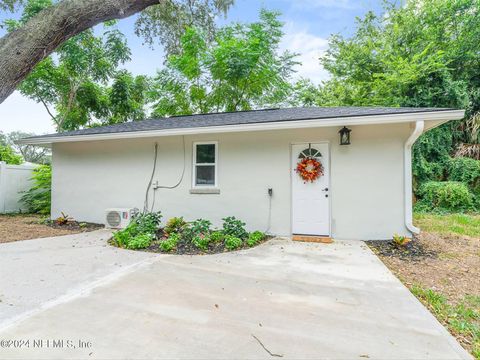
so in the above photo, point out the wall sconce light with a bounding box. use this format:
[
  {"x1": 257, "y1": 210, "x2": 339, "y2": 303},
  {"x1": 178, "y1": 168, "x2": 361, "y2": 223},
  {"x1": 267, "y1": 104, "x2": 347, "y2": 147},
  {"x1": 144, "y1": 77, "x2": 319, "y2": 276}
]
[{"x1": 339, "y1": 126, "x2": 351, "y2": 145}]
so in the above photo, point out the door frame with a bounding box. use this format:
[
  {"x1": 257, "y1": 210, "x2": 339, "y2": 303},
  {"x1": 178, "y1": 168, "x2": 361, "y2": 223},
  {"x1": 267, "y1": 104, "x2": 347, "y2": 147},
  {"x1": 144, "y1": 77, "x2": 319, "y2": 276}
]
[{"x1": 290, "y1": 141, "x2": 332, "y2": 237}]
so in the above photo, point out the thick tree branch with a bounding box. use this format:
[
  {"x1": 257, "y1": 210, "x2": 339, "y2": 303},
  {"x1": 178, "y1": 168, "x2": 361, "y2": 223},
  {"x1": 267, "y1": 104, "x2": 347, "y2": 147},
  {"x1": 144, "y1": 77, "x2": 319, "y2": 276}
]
[{"x1": 0, "y1": 0, "x2": 160, "y2": 104}]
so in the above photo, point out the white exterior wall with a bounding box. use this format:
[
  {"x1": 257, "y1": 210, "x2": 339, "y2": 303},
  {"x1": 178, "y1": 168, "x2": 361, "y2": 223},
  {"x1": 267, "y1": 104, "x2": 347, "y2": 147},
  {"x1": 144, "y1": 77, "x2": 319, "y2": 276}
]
[
  {"x1": 51, "y1": 123, "x2": 412, "y2": 240},
  {"x1": 0, "y1": 161, "x2": 37, "y2": 213}
]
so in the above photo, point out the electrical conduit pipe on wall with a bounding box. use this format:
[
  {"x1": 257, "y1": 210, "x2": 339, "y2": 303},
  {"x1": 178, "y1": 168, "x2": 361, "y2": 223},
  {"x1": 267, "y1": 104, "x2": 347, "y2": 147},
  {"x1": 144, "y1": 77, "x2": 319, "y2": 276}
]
[{"x1": 404, "y1": 120, "x2": 424, "y2": 235}]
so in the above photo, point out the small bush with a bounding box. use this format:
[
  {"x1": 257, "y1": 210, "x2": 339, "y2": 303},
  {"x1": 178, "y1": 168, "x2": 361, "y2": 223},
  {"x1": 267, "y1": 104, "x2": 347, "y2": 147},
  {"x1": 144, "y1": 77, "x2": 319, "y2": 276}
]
[
  {"x1": 184, "y1": 218, "x2": 211, "y2": 241},
  {"x1": 159, "y1": 233, "x2": 180, "y2": 252},
  {"x1": 224, "y1": 235, "x2": 242, "y2": 250},
  {"x1": 247, "y1": 231, "x2": 265, "y2": 247},
  {"x1": 210, "y1": 231, "x2": 224, "y2": 243},
  {"x1": 415, "y1": 181, "x2": 474, "y2": 213},
  {"x1": 127, "y1": 233, "x2": 153, "y2": 250},
  {"x1": 193, "y1": 234, "x2": 211, "y2": 250},
  {"x1": 20, "y1": 165, "x2": 51, "y2": 214},
  {"x1": 0, "y1": 144, "x2": 22, "y2": 164},
  {"x1": 164, "y1": 217, "x2": 187, "y2": 234},
  {"x1": 133, "y1": 211, "x2": 163, "y2": 234},
  {"x1": 222, "y1": 216, "x2": 248, "y2": 239},
  {"x1": 113, "y1": 222, "x2": 138, "y2": 248},
  {"x1": 392, "y1": 233, "x2": 410, "y2": 247},
  {"x1": 448, "y1": 157, "x2": 480, "y2": 188}
]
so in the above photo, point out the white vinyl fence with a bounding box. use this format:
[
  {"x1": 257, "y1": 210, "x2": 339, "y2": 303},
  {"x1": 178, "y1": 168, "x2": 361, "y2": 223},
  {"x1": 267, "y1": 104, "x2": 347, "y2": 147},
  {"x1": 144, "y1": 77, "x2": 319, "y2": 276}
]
[{"x1": 0, "y1": 161, "x2": 38, "y2": 213}]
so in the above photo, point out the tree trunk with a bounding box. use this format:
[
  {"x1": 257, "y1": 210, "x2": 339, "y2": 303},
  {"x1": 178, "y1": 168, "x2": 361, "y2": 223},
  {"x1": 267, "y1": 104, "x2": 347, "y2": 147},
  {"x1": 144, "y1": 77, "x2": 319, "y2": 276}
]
[{"x1": 0, "y1": 0, "x2": 160, "y2": 104}]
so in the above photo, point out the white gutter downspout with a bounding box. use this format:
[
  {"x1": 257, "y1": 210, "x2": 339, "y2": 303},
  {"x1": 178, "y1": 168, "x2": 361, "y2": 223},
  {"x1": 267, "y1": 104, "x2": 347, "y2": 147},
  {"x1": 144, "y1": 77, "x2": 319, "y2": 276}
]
[{"x1": 404, "y1": 120, "x2": 424, "y2": 235}]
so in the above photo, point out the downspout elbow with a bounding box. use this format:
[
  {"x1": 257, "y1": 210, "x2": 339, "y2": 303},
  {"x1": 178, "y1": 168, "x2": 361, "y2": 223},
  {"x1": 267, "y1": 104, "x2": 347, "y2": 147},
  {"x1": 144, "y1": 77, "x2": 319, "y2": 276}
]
[{"x1": 404, "y1": 120, "x2": 424, "y2": 235}]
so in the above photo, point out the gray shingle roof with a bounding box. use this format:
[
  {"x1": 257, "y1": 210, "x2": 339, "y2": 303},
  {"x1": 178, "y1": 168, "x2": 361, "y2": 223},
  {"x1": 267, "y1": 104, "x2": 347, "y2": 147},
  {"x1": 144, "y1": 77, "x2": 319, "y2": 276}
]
[{"x1": 24, "y1": 106, "x2": 455, "y2": 140}]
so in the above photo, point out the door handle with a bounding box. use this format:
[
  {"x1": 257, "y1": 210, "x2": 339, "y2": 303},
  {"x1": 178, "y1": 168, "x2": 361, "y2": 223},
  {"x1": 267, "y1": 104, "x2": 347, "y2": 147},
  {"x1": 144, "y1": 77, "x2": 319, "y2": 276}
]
[{"x1": 322, "y1": 187, "x2": 329, "y2": 192}]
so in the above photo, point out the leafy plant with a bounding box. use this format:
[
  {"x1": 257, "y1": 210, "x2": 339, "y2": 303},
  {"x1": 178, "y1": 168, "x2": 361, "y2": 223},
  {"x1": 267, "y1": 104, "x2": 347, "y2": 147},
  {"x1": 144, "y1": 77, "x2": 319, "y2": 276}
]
[
  {"x1": 224, "y1": 235, "x2": 242, "y2": 250},
  {"x1": 192, "y1": 234, "x2": 211, "y2": 251},
  {"x1": 20, "y1": 164, "x2": 51, "y2": 214},
  {"x1": 113, "y1": 222, "x2": 138, "y2": 248},
  {"x1": 132, "y1": 211, "x2": 162, "y2": 235},
  {"x1": 126, "y1": 233, "x2": 153, "y2": 250},
  {"x1": 209, "y1": 231, "x2": 224, "y2": 243},
  {"x1": 0, "y1": 144, "x2": 22, "y2": 164},
  {"x1": 392, "y1": 233, "x2": 410, "y2": 247},
  {"x1": 159, "y1": 233, "x2": 180, "y2": 252},
  {"x1": 164, "y1": 216, "x2": 187, "y2": 234},
  {"x1": 415, "y1": 181, "x2": 474, "y2": 213},
  {"x1": 184, "y1": 218, "x2": 212, "y2": 241},
  {"x1": 448, "y1": 157, "x2": 480, "y2": 188},
  {"x1": 247, "y1": 231, "x2": 265, "y2": 247},
  {"x1": 222, "y1": 216, "x2": 248, "y2": 239},
  {"x1": 55, "y1": 212, "x2": 73, "y2": 225}
]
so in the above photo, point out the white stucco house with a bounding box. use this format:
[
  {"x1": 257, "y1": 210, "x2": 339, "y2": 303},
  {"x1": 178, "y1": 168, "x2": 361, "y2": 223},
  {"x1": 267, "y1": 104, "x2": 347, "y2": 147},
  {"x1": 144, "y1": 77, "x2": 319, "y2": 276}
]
[{"x1": 20, "y1": 107, "x2": 464, "y2": 240}]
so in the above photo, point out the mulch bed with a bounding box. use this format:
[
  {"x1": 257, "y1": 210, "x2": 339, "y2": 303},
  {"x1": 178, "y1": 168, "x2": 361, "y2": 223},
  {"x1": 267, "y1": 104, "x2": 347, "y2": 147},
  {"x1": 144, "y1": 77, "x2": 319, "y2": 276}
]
[
  {"x1": 0, "y1": 214, "x2": 103, "y2": 244},
  {"x1": 111, "y1": 229, "x2": 272, "y2": 255},
  {"x1": 366, "y1": 236, "x2": 437, "y2": 261},
  {"x1": 46, "y1": 220, "x2": 104, "y2": 232},
  {"x1": 366, "y1": 232, "x2": 480, "y2": 304}
]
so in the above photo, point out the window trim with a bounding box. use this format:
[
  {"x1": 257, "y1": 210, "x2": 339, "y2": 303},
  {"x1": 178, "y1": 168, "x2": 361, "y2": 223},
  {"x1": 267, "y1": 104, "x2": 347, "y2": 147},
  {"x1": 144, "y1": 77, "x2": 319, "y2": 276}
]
[{"x1": 192, "y1": 141, "x2": 218, "y2": 188}]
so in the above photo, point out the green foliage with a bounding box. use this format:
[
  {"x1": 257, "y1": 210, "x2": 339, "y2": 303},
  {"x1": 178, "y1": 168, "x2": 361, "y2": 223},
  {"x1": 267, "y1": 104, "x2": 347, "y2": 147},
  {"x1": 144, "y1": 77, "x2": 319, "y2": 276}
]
[
  {"x1": 392, "y1": 233, "x2": 410, "y2": 247},
  {"x1": 126, "y1": 233, "x2": 153, "y2": 250},
  {"x1": 192, "y1": 234, "x2": 211, "y2": 250},
  {"x1": 134, "y1": 0, "x2": 234, "y2": 56},
  {"x1": 0, "y1": 144, "x2": 22, "y2": 164},
  {"x1": 20, "y1": 165, "x2": 51, "y2": 214},
  {"x1": 184, "y1": 218, "x2": 212, "y2": 240},
  {"x1": 224, "y1": 234, "x2": 242, "y2": 250},
  {"x1": 113, "y1": 211, "x2": 161, "y2": 249},
  {"x1": 132, "y1": 211, "x2": 163, "y2": 235},
  {"x1": 149, "y1": 9, "x2": 297, "y2": 116},
  {"x1": 415, "y1": 181, "x2": 474, "y2": 213},
  {"x1": 222, "y1": 216, "x2": 248, "y2": 239},
  {"x1": 159, "y1": 232, "x2": 180, "y2": 252},
  {"x1": 164, "y1": 216, "x2": 187, "y2": 234},
  {"x1": 5, "y1": 0, "x2": 149, "y2": 132},
  {"x1": 209, "y1": 231, "x2": 224, "y2": 243},
  {"x1": 246, "y1": 231, "x2": 265, "y2": 247},
  {"x1": 448, "y1": 157, "x2": 480, "y2": 187}
]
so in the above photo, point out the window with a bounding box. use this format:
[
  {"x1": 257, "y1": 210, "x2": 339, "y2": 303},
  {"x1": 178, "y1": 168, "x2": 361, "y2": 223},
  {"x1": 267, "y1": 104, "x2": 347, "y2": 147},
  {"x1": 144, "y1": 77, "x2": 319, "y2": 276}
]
[{"x1": 193, "y1": 142, "x2": 217, "y2": 187}]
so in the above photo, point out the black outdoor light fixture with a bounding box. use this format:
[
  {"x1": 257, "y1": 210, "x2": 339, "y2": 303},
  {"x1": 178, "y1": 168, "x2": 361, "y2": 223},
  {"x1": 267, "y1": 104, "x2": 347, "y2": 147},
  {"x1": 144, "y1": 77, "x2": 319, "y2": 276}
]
[{"x1": 339, "y1": 126, "x2": 352, "y2": 145}]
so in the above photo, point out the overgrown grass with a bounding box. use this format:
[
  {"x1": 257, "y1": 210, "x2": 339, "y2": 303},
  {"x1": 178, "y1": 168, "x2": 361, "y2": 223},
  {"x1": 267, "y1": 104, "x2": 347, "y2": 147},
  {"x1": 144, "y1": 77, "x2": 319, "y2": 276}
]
[
  {"x1": 411, "y1": 285, "x2": 480, "y2": 358},
  {"x1": 414, "y1": 213, "x2": 480, "y2": 238}
]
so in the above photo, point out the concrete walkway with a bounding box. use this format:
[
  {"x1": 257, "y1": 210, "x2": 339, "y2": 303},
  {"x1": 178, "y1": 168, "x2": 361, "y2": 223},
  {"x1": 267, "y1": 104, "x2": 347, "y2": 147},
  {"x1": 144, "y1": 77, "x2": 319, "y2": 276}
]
[{"x1": 0, "y1": 235, "x2": 471, "y2": 359}]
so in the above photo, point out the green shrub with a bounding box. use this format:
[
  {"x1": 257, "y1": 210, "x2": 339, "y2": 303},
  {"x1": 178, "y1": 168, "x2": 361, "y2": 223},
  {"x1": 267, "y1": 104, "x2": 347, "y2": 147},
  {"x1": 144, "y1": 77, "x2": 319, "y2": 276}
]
[
  {"x1": 126, "y1": 233, "x2": 153, "y2": 250},
  {"x1": 0, "y1": 144, "x2": 22, "y2": 164},
  {"x1": 159, "y1": 233, "x2": 180, "y2": 252},
  {"x1": 247, "y1": 231, "x2": 265, "y2": 247},
  {"x1": 20, "y1": 165, "x2": 51, "y2": 214},
  {"x1": 193, "y1": 234, "x2": 211, "y2": 250},
  {"x1": 209, "y1": 231, "x2": 224, "y2": 243},
  {"x1": 184, "y1": 218, "x2": 211, "y2": 241},
  {"x1": 113, "y1": 222, "x2": 139, "y2": 248},
  {"x1": 448, "y1": 157, "x2": 480, "y2": 187},
  {"x1": 132, "y1": 211, "x2": 162, "y2": 234},
  {"x1": 224, "y1": 235, "x2": 242, "y2": 250},
  {"x1": 415, "y1": 181, "x2": 474, "y2": 213},
  {"x1": 164, "y1": 216, "x2": 187, "y2": 234},
  {"x1": 222, "y1": 216, "x2": 248, "y2": 239}
]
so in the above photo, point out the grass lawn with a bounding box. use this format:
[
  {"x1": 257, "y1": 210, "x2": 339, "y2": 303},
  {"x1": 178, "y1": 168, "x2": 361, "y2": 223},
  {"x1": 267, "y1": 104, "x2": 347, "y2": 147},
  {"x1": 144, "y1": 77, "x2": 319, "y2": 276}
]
[
  {"x1": 368, "y1": 212, "x2": 480, "y2": 359},
  {"x1": 414, "y1": 213, "x2": 480, "y2": 238}
]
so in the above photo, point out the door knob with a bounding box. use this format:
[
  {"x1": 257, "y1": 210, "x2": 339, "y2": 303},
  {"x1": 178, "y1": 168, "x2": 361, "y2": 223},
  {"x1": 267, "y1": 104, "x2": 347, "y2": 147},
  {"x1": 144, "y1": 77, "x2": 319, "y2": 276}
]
[{"x1": 322, "y1": 187, "x2": 329, "y2": 192}]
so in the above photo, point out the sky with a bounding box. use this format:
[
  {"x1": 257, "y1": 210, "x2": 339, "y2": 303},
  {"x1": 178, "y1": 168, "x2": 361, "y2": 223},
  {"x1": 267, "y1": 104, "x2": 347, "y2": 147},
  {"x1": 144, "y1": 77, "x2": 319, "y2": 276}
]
[{"x1": 0, "y1": 0, "x2": 384, "y2": 135}]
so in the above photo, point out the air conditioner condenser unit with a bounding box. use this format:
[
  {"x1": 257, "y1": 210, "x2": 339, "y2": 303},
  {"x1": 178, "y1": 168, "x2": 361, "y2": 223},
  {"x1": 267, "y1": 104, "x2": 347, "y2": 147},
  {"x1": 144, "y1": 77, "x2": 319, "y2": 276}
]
[{"x1": 105, "y1": 208, "x2": 137, "y2": 229}]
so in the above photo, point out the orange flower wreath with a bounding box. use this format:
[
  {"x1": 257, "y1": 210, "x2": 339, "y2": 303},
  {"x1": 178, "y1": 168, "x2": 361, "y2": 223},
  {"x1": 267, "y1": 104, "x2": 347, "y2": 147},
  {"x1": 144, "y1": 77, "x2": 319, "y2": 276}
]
[{"x1": 295, "y1": 157, "x2": 324, "y2": 183}]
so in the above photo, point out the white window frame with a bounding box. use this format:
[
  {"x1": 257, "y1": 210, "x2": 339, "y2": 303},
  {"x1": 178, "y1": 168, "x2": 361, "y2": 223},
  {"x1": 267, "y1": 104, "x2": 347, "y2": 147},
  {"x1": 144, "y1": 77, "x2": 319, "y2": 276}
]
[{"x1": 192, "y1": 141, "x2": 218, "y2": 188}]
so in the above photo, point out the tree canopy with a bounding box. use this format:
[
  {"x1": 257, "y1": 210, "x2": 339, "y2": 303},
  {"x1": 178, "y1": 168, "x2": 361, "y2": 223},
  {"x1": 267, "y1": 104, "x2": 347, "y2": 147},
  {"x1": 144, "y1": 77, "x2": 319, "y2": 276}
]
[{"x1": 149, "y1": 9, "x2": 298, "y2": 117}]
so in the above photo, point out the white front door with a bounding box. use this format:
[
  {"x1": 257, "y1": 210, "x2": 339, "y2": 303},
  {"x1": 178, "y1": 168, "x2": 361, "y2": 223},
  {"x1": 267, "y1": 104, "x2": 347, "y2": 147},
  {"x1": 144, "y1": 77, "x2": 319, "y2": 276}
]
[{"x1": 291, "y1": 143, "x2": 330, "y2": 236}]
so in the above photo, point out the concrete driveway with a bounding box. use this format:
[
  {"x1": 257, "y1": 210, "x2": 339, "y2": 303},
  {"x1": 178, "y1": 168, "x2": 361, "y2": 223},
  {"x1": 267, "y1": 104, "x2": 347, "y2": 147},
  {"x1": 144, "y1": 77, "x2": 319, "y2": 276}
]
[{"x1": 0, "y1": 233, "x2": 471, "y2": 359}]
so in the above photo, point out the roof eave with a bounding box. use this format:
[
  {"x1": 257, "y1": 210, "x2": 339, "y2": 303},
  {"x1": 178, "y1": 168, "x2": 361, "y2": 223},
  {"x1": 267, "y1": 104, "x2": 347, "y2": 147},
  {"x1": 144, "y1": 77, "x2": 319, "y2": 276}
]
[{"x1": 19, "y1": 109, "x2": 465, "y2": 146}]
